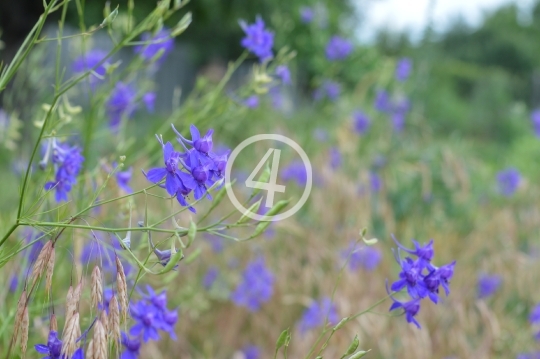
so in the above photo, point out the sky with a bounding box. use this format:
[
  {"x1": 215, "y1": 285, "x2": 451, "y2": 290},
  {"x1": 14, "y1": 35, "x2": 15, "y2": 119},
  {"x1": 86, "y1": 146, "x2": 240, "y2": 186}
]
[{"x1": 357, "y1": 0, "x2": 536, "y2": 42}]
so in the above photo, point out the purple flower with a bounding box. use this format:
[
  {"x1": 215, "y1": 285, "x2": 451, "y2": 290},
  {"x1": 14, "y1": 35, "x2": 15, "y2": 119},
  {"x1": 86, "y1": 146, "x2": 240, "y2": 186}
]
[
  {"x1": 106, "y1": 82, "x2": 138, "y2": 129},
  {"x1": 243, "y1": 95, "x2": 260, "y2": 109},
  {"x1": 72, "y1": 49, "x2": 109, "y2": 86},
  {"x1": 9, "y1": 274, "x2": 18, "y2": 292},
  {"x1": 531, "y1": 109, "x2": 540, "y2": 137},
  {"x1": 329, "y1": 147, "x2": 342, "y2": 169},
  {"x1": 203, "y1": 267, "x2": 219, "y2": 289},
  {"x1": 35, "y1": 330, "x2": 63, "y2": 359},
  {"x1": 391, "y1": 257, "x2": 429, "y2": 299},
  {"x1": 370, "y1": 172, "x2": 382, "y2": 193},
  {"x1": 275, "y1": 65, "x2": 291, "y2": 85},
  {"x1": 143, "y1": 92, "x2": 156, "y2": 113},
  {"x1": 395, "y1": 57, "x2": 412, "y2": 82},
  {"x1": 353, "y1": 110, "x2": 370, "y2": 135},
  {"x1": 175, "y1": 124, "x2": 214, "y2": 155},
  {"x1": 80, "y1": 236, "x2": 133, "y2": 277},
  {"x1": 130, "y1": 301, "x2": 161, "y2": 342},
  {"x1": 114, "y1": 163, "x2": 133, "y2": 193},
  {"x1": 496, "y1": 168, "x2": 521, "y2": 197},
  {"x1": 530, "y1": 303, "x2": 540, "y2": 324},
  {"x1": 298, "y1": 297, "x2": 339, "y2": 333},
  {"x1": 242, "y1": 345, "x2": 261, "y2": 359},
  {"x1": 517, "y1": 353, "x2": 540, "y2": 359},
  {"x1": 269, "y1": 87, "x2": 284, "y2": 110},
  {"x1": 314, "y1": 81, "x2": 341, "y2": 102},
  {"x1": 313, "y1": 128, "x2": 329, "y2": 142},
  {"x1": 374, "y1": 89, "x2": 391, "y2": 113},
  {"x1": 478, "y1": 274, "x2": 502, "y2": 299},
  {"x1": 135, "y1": 28, "x2": 174, "y2": 64},
  {"x1": 42, "y1": 140, "x2": 84, "y2": 202},
  {"x1": 121, "y1": 332, "x2": 141, "y2": 359},
  {"x1": 280, "y1": 160, "x2": 307, "y2": 186},
  {"x1": 389, "y1": 295, "x2": 422, "y2": 329},
  {"x1": 392, "y1": 235, "x2": 434, "y2": 270},
  {"x1": 240, "y1": 16, "x2": 274, "y2": 62},
  {"x1": 231, "y1": 257, "x2": 274, "y2": 311},
  {"x1": 341, "y1": 241, "x2": 382, "y2": 272},
  {"x1": 299, "y1": 6, "x2": 314, "y2": 23},
  {"x1": 325, "y1": 36, "x2": 353, "y2": 61},
  {"x1": 392, "y1": 112, "x2": 406, "y2": 132},
  {"x1": 141, "y1": 286, "x2": 178, "y2": 340}
]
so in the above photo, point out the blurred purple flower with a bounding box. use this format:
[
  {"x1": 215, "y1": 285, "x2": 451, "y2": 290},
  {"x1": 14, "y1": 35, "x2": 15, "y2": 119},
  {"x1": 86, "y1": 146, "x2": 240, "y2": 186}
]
[
  {"x1": 275, "y1": 65, "x2": 291, "y2": 85},
  {"x1": 313, "y1": 128, "x2": 329, "y2": 142},
  {"x1": 143, "y1": 92, "x2": 156, "y2": 113},
  {"x1": 352, "y1": 110, "x2": 370, "y2": 135},
  {"x1": 280, "y1": 160, "x2": 307, "y2": 186},
  {"x1": 314, "y1": 81, "x2": 340, "y2": 102},
  {"x1": 135, "y1": 28, "x2": 174, "y2": 64},
  {"x1": 325, "y1": 36, "x2": 353, "y2": 61},
  {"x1": 231, "y1": 257, "x2": 274, "y2": 311},
  {"x1": 395, "y1": 57, "x2": 413, "y2": 82},
  {"x1": 203, "y1": 267, "x2": 219, "y2": 289},
  {"x1": 9, "y1": 274, "x2": 18, "y2": 293},
  {"x1": 392, "y1": 113, "x2": 405, "y2": 133},
  {"x1": 106, "y1": 82, "x2": 138, "y2": 129},
  {"x1": 329, "y1": 147, "x2": 342, "y2": 169},
  {"x1": 72, "y1": 49, "x2": 109, "y2": 87},
  {"x1": 269, "y1": 87, "x2": 284, "y2": 110},
  {"x1": 115, "y1": 166, "x2": 133, "y2": 193},
  {"x1": 531, "y1": 109, "x2": 540, "y2": 137},
  {"x1": 374, "y1": 89, "x2": 391, "y2": 112},
  {"x1": 121, "y1": 332, "x2": 141, "y2": 359},
  {"x1": 298, "y1": 297, "x2": 339, "y2": 333},
  {"x1": 496, "y1": 168, "x2": 520, "y2": 197},
  {"x1": 477, "y1": 274, "x2": 502, "y2": 299},
  {"x1": 43, "y1": 140, "x2": 84, "y2": 202},
  {"x1": 240, "y1": 16, "x2": 274, "y2": 62},
  {"x1": 389, "y1": 295, "x2": 422, "y2": 328},
  {"x1": 243, "y1": 95, "x2": 260, "y2": 109},
  {"x1": 530, "y1": 303, "x2": 540, "y2": 324},
  {"x1": 370, "y1": 172, "x2": 382, "y2": 192},
  {"x1": 299, "y1": 6, "x2": 314, "y2": 23},
  {"x1": 242, "y1": 345, "x2": 261, "y2": 359},
  {"x1": 341, "y1": 241, "x2": 382, "y2": 272}
]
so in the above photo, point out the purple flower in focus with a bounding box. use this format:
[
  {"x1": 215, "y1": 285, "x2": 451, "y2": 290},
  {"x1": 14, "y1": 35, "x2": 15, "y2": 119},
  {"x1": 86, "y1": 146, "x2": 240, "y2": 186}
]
[
  {"x1": 121, "y1": 332, "x2": 141, "y2": 359},
  {"x1": 341, "y1": 241, "x2": 382, "y2": 272},
  {"x1": 395, "y1": 57, "x2": 413, "y2": 82},
  {"x1": 389, "y1": 295, "x2": 422, "y2": 328},
  {"x1": 43, "y1": 140, "x2": 84, "y2": 202},
  {"x1": 243, "y1": 95, "x2": 259, "y2": 109},
  {"x1": 531, "y1": 109, "x2": 540, "y2": 137},
  {"x1": 353, "y1": 110, "x2": 370, "y2": 135},
  {"x1": 203, "y1": 267, "x2": 219, "y2": 289},
  {"x1": 231, "y1": 257, "x2": 274, "y2": 311},
  {"x1": 143, "y1": 92, "x2": 156, "y2": 113},
  {"x1": 392, "y1": 235, "x2": 435, "y2": 270},
  {"x1": 130, "y1": 301, "x2": 161, "y2": 342},
  {"x1": 275, "y1": 65, "x2": 291, "y2": 85},
  {"x1": 35, "y1": 330, "x2": 63, "y2": 359},
  {"x1": 374, "y1": 89, "x2": 391, "y2": 113},
  {"x1": 298, "y1": 297, "x2": 339, "y2": 333},
  {"x1": 299, "y1": 6, "x2": 314, "y2": 23},
  {"x1": 135, "y1": 28, "x2": 174, "y2": 64},
  {"x1": 325, "y1": 36, "x2": 353, "y2": 61},
  {"x1": 280, "y1": 160, "x2": 307, "y2": 186},
  {"x1": 478, "y1": 274, "x2": 502, "y2": 299},
  {"x1": 496, "y1": 168, "x2": 520, "y2": 197},
  {"x1": 106, "y1": 82, "x2": 138, "y2": 129},
  {"x1": 329, "y1": 147, "x2": 341, "y2": 169},
  {"x1": 240, "y1": 16, "x2": 274, "y2": 62},
  {"x1": 72, "y1": 49, "x2": 109, "y2": 86},
  {"x1": 242, "y1": 345, "x2": 261, "y2": 359}
]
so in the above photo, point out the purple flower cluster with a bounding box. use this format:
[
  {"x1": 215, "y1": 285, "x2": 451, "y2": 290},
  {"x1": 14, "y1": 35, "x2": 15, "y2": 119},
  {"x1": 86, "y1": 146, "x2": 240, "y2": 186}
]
[
  {"x1": 106, "y1": 82, "x2": 138, "y2": 129},
  {"x1": 72, "y1": 49, "x2": 110, "y2": 87},
  {"x1": 299, "y1": 6, "x2": 315, "y2": 24},
  {"x1": 341, "y1": 241, "x2": 382, "y2": 272},
  {"x1": 395, "y1": 57, "x2": 413, "y2": 82},
  {"x1": 313, "y1": 80, "x2": 341, "y2": 102},
  {"x1": 531, "y1": 109, "x2": 540, "y2": 137},
  {"x1": 280, "y1": 160, "x2": 308, "y2": 186},
  {"x1": 231, "y1": 257, "x2": 274, "y2": 311},
  {"x1": 530, "y1": 303, "x2": 540, "y2": 340},
  {"x1": 298, "y1": 297, "x2": 339, "y2": 333},
  {"x1": 35, "y1": 330, "x2": 83, "y2": 359},
  {"x1": 373, "y1": 90, "x2": 411, "y2": 132},
  {"x1": 388, "y1": 235, "x2": 456, "y2": 328},
  {"x1": 145, "y1": 124, "x2": 229, "y2": 213},
  {"x1": 496, "y1": 168, "x2": 521, "y2": 197},
  {"x1": 325, "y1": 36, "x2": 353, "y2": 61},
  {"x1": 240, "y1": 16, "x2": 274, "y2": 62},
  {"x1": 352, "y1": 110, "x2": 370, "y2": 135},
  {"x1": 129, "y1": 286, "x2": 178, "y2": 343},
  {"x1": 42, "y1": 139, "x2": 84, "y2": 202},
  {"x1": 243, "y1": 95, "x2": 260, "y2": 109},
  {"x1": 275, "y1": 65, "x2": 291, "y2": 85},
  {"x1": 135, "y1": 28, "x2": 174, "y2": 64},
  {"x1": 242, "y1": 345, "x2": 261, "y2": 359},
  {"x1": 477, "y1": 273, "x2": 502, "y2": 299}
]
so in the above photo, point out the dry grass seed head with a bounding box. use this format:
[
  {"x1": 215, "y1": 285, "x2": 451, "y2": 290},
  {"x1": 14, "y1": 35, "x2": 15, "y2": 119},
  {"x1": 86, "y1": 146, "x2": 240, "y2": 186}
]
[
  {"x1": 93, "y1": 320, "x2": 107, "y2": 359},
  {"x1": 91, "y1": 265, "x2": 103, "y2": 310},
  {"x1": 109, "y1": 296, "x2": 121, "y2": 348},
  {"x1": 86, "y1": 339, "x2": 94, "y2": 359},
  {"x1": 116, "y1": 260, "x2": 128, "y2": 322},
  {"x1": 61, "y1": 312, "x2": 80, "y2": 358},
  {"x1": 31, "y1": 240, "x2": 52, "y2": 287},
  {"x1": 20, "y1": 307, "x2": 29, "y2": 357},
  {"x1": 13, "y1": 290, "x2": 27, "y2": 341},
  {"x1": 45, "y1": 246, "x2": 56, "y2": 294},
  {"x1": 50, "y1": 314, "x2": 58, "y2": 332}
]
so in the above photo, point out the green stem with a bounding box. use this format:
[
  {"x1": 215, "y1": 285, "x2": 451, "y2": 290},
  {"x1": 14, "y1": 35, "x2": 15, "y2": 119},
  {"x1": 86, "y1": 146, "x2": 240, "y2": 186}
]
[
  {"x1": 18, "y1": 222, "x2": 188, "y2": 235},
  {"x1": 0, "y1": 224, "x2": 19, "y2": 250}
]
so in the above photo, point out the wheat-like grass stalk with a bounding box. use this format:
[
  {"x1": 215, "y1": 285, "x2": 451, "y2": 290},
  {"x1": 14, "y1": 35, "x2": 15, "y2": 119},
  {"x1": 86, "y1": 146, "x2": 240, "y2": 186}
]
[
  {"x1": 93, "y1": 320, "x2": 108, "y2": 359},
  {"x1": 20, "y1": 307, "x2": 29, "y2": 357},
  {"x1": 50, "y1": 314, "x2": 57, "y2": 332},
  {"x1": 13, "y1": 290, "x2": 26, "y2": 342},
  {"x1": 30, "y1": 240, "x2": 52, "y2": 287},
  {"x1": 45, "y1": 245, "x2": 55, "y2": 294},
  {"x1": 61, "y1": 312, "x2": 80, "y2": 358},
  {"x1": 86, "y1": 339, "x2": 94, "y2": 359},
  {"x1": 99, "y1": 310, "x2": 109, "y2": 333},
  {"x1": 91, "y1": 265, "x2": 103, "y2": 310},
  {"x1": 116, "y1": 256, "x2": 128, "y2": 323},
  {"x1": 109, "y1": 296, "x2": 121, "y2": 351}
]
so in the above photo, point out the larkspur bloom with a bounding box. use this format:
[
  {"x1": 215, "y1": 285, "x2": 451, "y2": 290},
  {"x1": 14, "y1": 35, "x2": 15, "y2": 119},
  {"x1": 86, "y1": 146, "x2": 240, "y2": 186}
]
[
  {"x1": 130, "y1": 300, "x2": 161, "y2": 342},
  {"x1": 388, "y1": 236, "x2": 455, "y2": 327},
  {"x1": 497, "y1": 168, "x2": 521, "y2": 197},
  {"x1": 353, "y1": 110, "x2": 370, "y2": 135},
  {"x1": 243, "y1": 95, "x2": 259, "y2": 109},
  {"x1": 530, "y1": 303, "x2": 540, "y2": 324},
  {"x1": 531, "y1": 109, "x2": 540, "y2": 137},
  {"x1": 106, "y1": 82, "x2": 138, "y2": 129},
  {"x1": 374, "y1": 89, "x2": 391, "y2": 113},
  {"x1": 395, "y1": 57, "x2": 413, "y2": 82},
  {"x1": 72, "y1": 49, "x2": 109, "y2": 87},
  {"x1": 329, "y1": 147, "x2": 342, "y2": 169},
  {"x1": 240, "y1": 16, "x2": 274, "y2": 62},
  {"x1": 341, "y1": 241, "x2": 382, "y2": 272},
  {"x1": 35, "y1": 330, "x2": 63, "y2": 359},
  {"x1": 203, "y1": 267, "x2": 219, "y2": 289},
  {"x1": 115, "y1": 165, "x2": 133, "y2": 193},
  {"x1": 275, "y1": 65, "x2": 291, "y2": 85},
  {"x1": 242, "y1": 345, "x2": 261, "y2": 359},
  {"x1": 269, "y1": 86, "x2": 285, "y2": 110},
  {"x1": 81, "y1": 235, "x2": 133, "y2": 276},
  {"x1": 143, "y1": 92, "x2": 156, "y2": 113},
  {"x1": 141, "y1": 286, "x2": 179, "y2": 340},
  {"x1": 477, "y1": 274, "x2": 502, "y2": 299},
  {"x1": 121, "y1": 332, "x2": 142, "y2": 359},
  {"x1": 313, "y1": 81, "x2": 341, "y2": 102},
  {"x1": 391, "y1": 97, "x2": 411, "y2": 132},
  {"x1": 298, "y1": 297, "x2": 339, "y2": 333},
  {"x1": 9, "y1": 274, "x2": 18, "y2": 292},
  {"x1": 42, "y1": 139, "x2": 84, "y2": 202},
  {"x1": 135, "y1": 28, "x2": 174, "y2": 64},
  {"x1": 325, "y1": 36, "x2": 353, "y2": 61},
  {"x1": 370, "y1": 172, "x2": 382, "y2": 193},
  {"x1": 280, "y1": 160, "x2": 307, "y2": 186},
  {"x1": 231, "y1": 257, "x2": 274, "y2": 311},
  {"x1": 299, "y1": 6, "x2": 315, "y2": 23}
]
